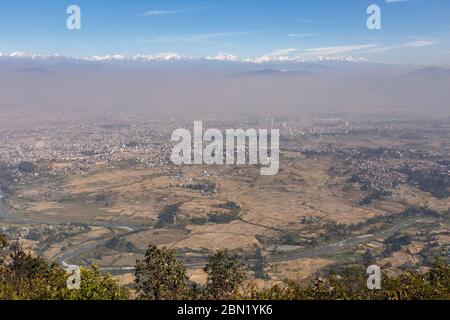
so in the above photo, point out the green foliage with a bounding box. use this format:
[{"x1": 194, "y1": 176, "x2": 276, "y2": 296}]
[
  {"x1": 403, "y1": 168, "x2": 450, "y2": 199},
  {"x1": 0, "y1": 234, "x2": 449, "y2": 300},
  {"x1": 0, "y1": 236, "x2": 129, "y2": 300},
  {"x1": 0, "y1": 234, "x2": 8, "y2": 265},
  {"x1": 381, "y1": 258, "x2": 450, "y2": 300},
  {"x1": 64, "y1": 266, "x2": 130, "y2": 300},
  {"x1": 135, "y1": 245, "x2": 188, "y2": 300},
  {"x1": 155, "y1": 204, "x2": 181, "y2": 228},
  {"x1": 0, "y1": 242, "x2": 67, "y2": 299},
  {"x1": 204, "y1": 250, "x2": 246, "y2": 299},
  {"x1": 0, "y1": 234, "x2": 7, "y2": 251},
  {"x1": 251, "y1": 259, "x2": 450, "y2": 300},
  {"x1": 207, "y1": 211, "x2": 240, "y2": 224},
  {"x1": 383, "y1": 232, "x2": 413, "y2": 257},
  {"x1": 362, "y1": 249, "x2": 376, "y2": 266},
  {"x1": 106, "y1": 236, "x2": 139, "y2": 253}
]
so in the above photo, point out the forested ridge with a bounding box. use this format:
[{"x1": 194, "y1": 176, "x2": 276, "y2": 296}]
[{"x1": 1, "y1": 234, "x2": 449, "y2": 300}]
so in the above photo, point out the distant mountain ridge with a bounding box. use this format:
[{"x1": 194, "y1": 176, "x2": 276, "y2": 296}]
[
  {"x1": 399, "y1": 66, "x2": 450, "y2": 80},
  {"x1": 0, "y1": 51, "x2": 371, "y2": 65},
  {"x1": 231, "y1": 68, "x2": 316, "y2": 77}
]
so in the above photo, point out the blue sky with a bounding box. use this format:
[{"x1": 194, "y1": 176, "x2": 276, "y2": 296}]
[{"x1": 1, "y1": 0, "x2": 449, "y2": 65}]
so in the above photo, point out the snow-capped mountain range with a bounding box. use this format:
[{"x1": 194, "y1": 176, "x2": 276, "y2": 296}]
[{"x1": 0, "y1": 51, "x2": 369, "y2": 65}]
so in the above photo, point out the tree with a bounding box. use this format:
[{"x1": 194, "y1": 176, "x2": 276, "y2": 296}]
[
  {"x1": 250, "y1": 259, "x2": 450, "y2": 300},
  {"x1": 0, "y1": 241, "x2": 67, "y2": 299},
  {"x1": 64, "y1": 265, "x2": 130, "y2": 300},
  {"x1": 204, "y1": 250, "x2": 246, "y2": 299},
  {"x1": 427, "y1": 258, "x2": 450, "y2": 299},
  {"x1": 0, "y1": 234, "x2": 6, "y2": 249},
  {"x1": 17, "y1": 161, "x2": 36, "y2": 174},
  {"x1": 362, "y1": 249, "x2": 376, "y2": 266},
  {"x1": 0, "y1": 236, "x2": 128, "y2": 300},
  {"x1": 0, "y1": 234, "x2": 7, "y2": 264},
  {"x1": 1, "y1": 233, "x2": 449, "y2": 301},
  {"x1": 135, "y1": 245, "x2": 188, "y2": 300}
]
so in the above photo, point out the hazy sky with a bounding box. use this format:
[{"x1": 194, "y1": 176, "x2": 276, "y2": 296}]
[{"x1": 1, "y1": 0, "x2": 450, "y2": 65}]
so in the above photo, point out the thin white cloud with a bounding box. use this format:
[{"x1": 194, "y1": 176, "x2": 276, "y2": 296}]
[
  {"x1": 385, "y1": 0, "x2": 410, "y2": 3},
  {"x1": 139, "y1": 6, "x2": 209, "y2": 17},
  {"x1": 138, "y1": 31, "x2": 263, "y2": 45},
  {"x1": 364, "y1": 46, "x2": 400, "y2": 53},
  {"x1": 268, "y1": 48, "x2": 300, "y2": 56},
  {"x1": 302, "y1": 44, "x2": 378, "y2": 56},
  {"x1": 141, "y1": 10, "x2": 180, "y2": 16},
  {"x1": 404, "y1": 39, "x2": 437, "y2": 47},
  {"x1": 295, "y1": 18, "x2": 334, "y2": 24},
  {"x1": 362, "y1": 36, "x2": 437, "y2": 54},
  {"x1": 287, "y1": 33, "x2": 318, "y2": 38}
]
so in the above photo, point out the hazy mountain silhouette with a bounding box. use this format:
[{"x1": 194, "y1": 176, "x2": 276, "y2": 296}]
[{"x1": 231, "y1": 68, "x2": 316, "y2": 78}]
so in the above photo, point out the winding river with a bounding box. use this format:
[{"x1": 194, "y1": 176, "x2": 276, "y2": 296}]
[
  {"x1": 1, "y1": 189, "x2": 426, "y2": 271},
  {"x1": 0, "y1": 189, "x2": 144, "y2": 269}
]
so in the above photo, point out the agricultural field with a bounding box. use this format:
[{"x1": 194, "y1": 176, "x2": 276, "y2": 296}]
[{"x1": 1, "y1": 120, "x2": 448, "y2": 286}]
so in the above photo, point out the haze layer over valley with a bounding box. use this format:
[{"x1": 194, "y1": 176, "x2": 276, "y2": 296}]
[{"x1": 1, "y1": 55, "x2": 450, "y2": 125}]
